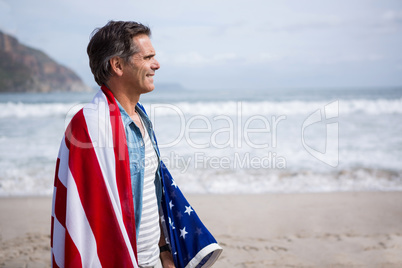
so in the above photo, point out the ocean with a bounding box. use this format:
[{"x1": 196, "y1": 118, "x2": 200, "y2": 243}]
[{"x1": 0, "y1": 87, "x2": 401, "y2": 196}]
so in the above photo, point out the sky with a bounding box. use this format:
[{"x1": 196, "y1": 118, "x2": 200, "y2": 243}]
[{"x1": 0, "y1": 0, "x2": 402, "y2": 90}]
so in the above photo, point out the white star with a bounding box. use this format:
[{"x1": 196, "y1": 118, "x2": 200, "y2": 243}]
[
  {"x1": 184, "y1": 205, "x2": 193, "y2": 216},
  {"x1": 180, "y1": 227, "x2": 188, "y2": 239},
  {"x1": 169, "y1": 217, "x2": 175, "y2": 230},
  {"x1": 171, "y1": 179, "x2": 178, "y2": 188},
  {"x1": 160, "y1": 215, "x2": 165, "y2": 223},
  {"x1": 169, "y1": 200, "x2": 174, "y2": 210}
]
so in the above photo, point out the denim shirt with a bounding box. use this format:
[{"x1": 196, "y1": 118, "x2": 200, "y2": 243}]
[{"x1": 116, "y1": 101, "x2": 162, "y2": 238}]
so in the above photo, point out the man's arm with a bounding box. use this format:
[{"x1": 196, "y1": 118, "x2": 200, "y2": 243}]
[{"x1": 159, "y1": 222, "x2": 175, "y2": 267}]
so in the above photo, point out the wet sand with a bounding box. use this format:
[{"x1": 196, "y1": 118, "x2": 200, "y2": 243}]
[{"x1": 1, "y1": 192, "x2": 402, "y2": 267}]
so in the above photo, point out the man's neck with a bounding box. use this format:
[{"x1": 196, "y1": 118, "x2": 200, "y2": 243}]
[
  {"x1": 106, "y1": 83, "x2": 140, "y2": 116},
  {"x1": 114, "y1": 91, "x2": 140, "y2": 116}
]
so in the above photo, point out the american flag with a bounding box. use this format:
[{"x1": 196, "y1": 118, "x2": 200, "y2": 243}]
[
  {"x1": 159, "y1": 161, "x2": 222, "y2": 268},
  {"x1": 51, "y1": 88, "x2": 221, "y2": 267}
]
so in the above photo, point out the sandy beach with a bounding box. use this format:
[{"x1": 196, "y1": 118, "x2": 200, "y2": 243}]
[{"x1": 1, "y1": 192, "x2": 402, "y2": 267}]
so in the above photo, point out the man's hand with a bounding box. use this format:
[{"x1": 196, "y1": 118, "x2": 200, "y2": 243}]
[
  {"x1": 160, "y1": 251, "x2": 175, "y2": 268},
  {"x1": 159, "y1": 220, "x2": 175, "y2": 268}
]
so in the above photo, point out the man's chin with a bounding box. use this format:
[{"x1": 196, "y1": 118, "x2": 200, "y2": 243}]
[{"x1": 142, "y1": 85, "x2": 155, "y2": 94}]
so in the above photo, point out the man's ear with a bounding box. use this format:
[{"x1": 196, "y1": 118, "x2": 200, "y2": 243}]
[{"x1": 109, "y1": 56, "x2": 124, "y2": 77}]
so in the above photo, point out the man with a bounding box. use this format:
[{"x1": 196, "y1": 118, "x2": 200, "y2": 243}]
[
  {"x1": 87, "y1": 21, "x2": 172, "y2": 268},
  {"x1": 51, "y1": 21, "x2": 221, "y2": 268}
]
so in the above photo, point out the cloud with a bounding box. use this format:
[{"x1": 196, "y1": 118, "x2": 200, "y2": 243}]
[
  {"x1": 1, "y1": 0, "x2": 401, "y2": 89},
  {"x1": 159, "y1": 52, "x2": 239, "y2": 66},
  {"x1": 383, "y1": 10, "x2": 402, "y2": 22},
  {"x1": 0, "y1": 0, "x2": 10, "y2": 14},
  {"x1": 307, "y1": 54, "x2": 386, "y2": 65},
  {"x1": 0, "y1": 0, "x2": 16, "y2": 34},
  {"x1": 258, "y1": 15, "x2": 343, "y2": 33},
  {"x1": 158, "y1": 51, "x2": 285, "y2": 66}
]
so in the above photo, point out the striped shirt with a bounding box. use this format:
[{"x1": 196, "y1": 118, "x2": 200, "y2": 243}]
[
  {"x1": 116, "y1": 101, "x2": 161, "y2": 267},
  {"x1": 136, "y1": 117, "x2": 160, "y2": 267}
]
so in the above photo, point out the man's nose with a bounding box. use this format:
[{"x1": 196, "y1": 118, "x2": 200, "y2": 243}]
[{"x1": 152, "y1": 58, "x2": 160, "y2": 70}]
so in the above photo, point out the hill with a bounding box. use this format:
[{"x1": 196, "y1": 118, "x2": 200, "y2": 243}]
[{"x1": 0, "y1": 31, "x2": 90, "y2": 92}]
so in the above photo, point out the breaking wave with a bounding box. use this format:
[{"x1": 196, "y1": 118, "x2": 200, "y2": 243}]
[{"x1": 1, "y1": 98, "x2": 401, "y2": 118}]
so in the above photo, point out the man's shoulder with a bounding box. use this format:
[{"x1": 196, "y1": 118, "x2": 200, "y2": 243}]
[
  {"x1": 68, "y1": 108, "x2": 86, "y2": 128},
  {"x1": 65, "y1": 90, "x2": 107, "y2": 135}
]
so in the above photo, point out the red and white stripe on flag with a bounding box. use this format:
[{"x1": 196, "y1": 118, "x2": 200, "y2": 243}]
[{"x1": 51, "y1": 89, "x2": 138, "y2": 268}]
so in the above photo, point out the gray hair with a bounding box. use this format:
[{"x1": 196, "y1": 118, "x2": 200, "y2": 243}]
[{"x1": 87, "y1": 21, "x2": 151, "y2": 86}]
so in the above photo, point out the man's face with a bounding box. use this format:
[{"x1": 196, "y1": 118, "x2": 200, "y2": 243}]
[{"x1": 122, "y1": 34, "x2": 160, "y2": 94}]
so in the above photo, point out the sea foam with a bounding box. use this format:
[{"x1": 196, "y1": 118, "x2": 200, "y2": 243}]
[
  {"x1": 1, "y1": 98, "x2": 401, "y2": 118},
  {"x1": 0, "y1": 102, "x2": 83, "y2": 118}
]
